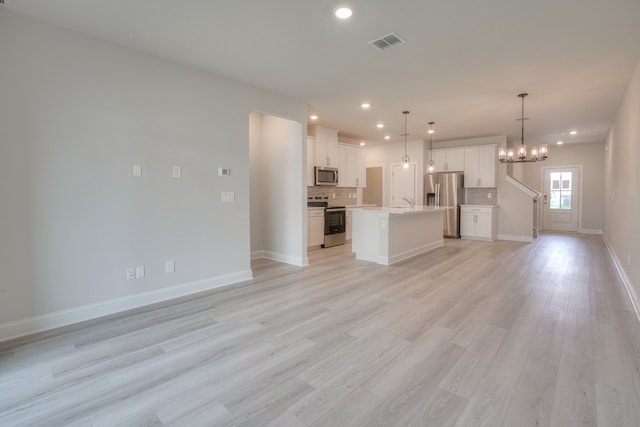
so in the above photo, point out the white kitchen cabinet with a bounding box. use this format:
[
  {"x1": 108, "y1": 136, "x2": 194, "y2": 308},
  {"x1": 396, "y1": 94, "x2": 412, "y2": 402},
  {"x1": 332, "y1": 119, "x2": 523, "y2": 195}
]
[
  {"x1": 460, "y1": 205, "x2": 497, "y2": 241},
  {"x1": 344, "y1": 144, "x2": 367, "y2": 187},
  {"x1": 336, "y1": 144, "x2": 348, "y2": 187},
  {"x1": 313, "y1": 126, "x2": 339, "y2": 167},
  {"x1": 464, "y1": 145, "x2": 497, "y2": 188},
  {"x1": 307, "y1": 208, "x2": 325, "y2": 247},
  {"x1": 429, "y1": 148, "x2": 465, "y2": 172},
  {"x1": 306, "y1": 137, "x2": 315, "y2": 186}
]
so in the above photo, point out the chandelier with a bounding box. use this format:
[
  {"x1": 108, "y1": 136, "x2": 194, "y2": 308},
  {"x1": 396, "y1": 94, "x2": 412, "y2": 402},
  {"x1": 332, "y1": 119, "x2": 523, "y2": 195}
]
[
  {"x1": 427, "y1": 122, "x2": 435, "y2": 172},
  {"x1": 498, "y1": 93, "x2": 548, "y2": 163}
]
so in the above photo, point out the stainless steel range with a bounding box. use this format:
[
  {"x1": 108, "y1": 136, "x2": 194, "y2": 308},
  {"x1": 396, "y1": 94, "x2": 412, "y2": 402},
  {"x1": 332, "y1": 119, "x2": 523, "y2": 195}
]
[{"x1": 307, "y1": 196, "x2": 346, "y2": 248}]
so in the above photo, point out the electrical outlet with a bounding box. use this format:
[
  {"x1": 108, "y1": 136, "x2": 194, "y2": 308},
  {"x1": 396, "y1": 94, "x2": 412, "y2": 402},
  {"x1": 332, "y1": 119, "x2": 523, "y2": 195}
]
[
  {"x1": 126, "y1": 268, "x2": 135, "y2": 280},
  {"x1": 172, "y1": 166, "x2": 182, "y2": 178},
  {"x1": 221, "y1": 192, "x2": 235, "y2": 202},
  {"x1": 487, "y1": 192, "x2": 492, "y2": 199},
  {"x1": 166, "y1": 260, "x2": 175, "y2": 273},
  {"x1": 135, "y1": 265, "x2": 145, "y2": 278},
  {"x1": 133, "y1": 164, "x2": 142, "y2": 176}
]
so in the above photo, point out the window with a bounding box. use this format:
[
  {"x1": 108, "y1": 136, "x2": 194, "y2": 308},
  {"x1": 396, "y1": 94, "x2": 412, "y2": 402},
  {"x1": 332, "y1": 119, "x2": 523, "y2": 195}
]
[{"x1": 549, "y1": 172, "x2": 572, "y2": 209}]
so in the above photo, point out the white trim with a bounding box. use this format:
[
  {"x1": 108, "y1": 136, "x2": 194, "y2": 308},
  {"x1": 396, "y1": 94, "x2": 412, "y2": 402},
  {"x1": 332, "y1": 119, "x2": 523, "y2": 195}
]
[
  {"x1": 0, "y1": 270, "x2": 252, "y2": 343},
  {"x1": 505, "y1": 175, "x2": 540, "y2": 197},
  {"x1": 252, "y1": 250, "x2": 306, "y2": 267},
  {"x1": 602, "y1": 234, "x2": 640, "y2": 324},
  {"x1": 497, "y1": 234, "x2": 534, "y2": 243},
  {"x1": 579, "y1": 228, "x2": 602, "y2": 235},
  {"x1": 377, "y1": 240, "x2": 444, "y2": 265}
]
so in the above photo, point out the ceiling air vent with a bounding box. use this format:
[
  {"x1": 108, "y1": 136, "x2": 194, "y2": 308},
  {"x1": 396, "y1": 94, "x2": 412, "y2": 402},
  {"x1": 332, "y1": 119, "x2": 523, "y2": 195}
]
[
  {"x1": 369, "y1": 32, "x2": 406, "y2": 51},
  {"x1": 0, "y1": 0, "x2": 7, "y2": 6}
]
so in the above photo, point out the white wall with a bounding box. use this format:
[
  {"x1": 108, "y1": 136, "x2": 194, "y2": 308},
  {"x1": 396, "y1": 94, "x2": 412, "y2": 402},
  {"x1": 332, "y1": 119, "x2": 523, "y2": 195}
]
[
  {"x1": 366, "y1": 140, "x2": 425, "y2": 206},
  {"x1": 516, "y1": 143, "x2": 605, "y2": 232},
  {"x1": 250, "y1": 113, "x2": 306, "y2": 265},
  {"x1": 604, "y1": 60, "x2": 640, "y2": 315},
  {"x1": 0, "y1": 11, "x2": 306, "y2": 340}
]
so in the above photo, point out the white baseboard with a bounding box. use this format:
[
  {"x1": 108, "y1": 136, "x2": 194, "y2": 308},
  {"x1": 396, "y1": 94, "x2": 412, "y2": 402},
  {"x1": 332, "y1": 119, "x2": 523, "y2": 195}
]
[
  {"x1": 0, "y1": 270, "x2": 252, "y2": 343},
  {"x1": 251, "y1": 250, "x2": 307, "y2": 267},
  {"x1": 379, "y1": 240, "x2": 444, "y2": 265},
  {"x1": 602, "y1": 234, "x2": 640, "y2": 324},
  {"x1": 579, "y1": 228, "x2": 603, "y2": 235},
  {"x1": 497, "y1": 234, "x2": 534, "y2": 243}
]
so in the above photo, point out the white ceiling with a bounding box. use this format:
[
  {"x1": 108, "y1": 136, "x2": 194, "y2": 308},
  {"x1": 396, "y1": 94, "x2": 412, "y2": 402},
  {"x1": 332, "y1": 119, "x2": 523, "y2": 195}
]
[{"x1": 6, "y1": 0, "x2": 640, "y2": 146}]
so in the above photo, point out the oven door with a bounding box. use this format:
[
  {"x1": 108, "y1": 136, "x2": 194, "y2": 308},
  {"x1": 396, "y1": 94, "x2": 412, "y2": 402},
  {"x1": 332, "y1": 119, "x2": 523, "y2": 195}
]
[{"x1": 324, "y1": 208, "x2": 346, "y2": 235}]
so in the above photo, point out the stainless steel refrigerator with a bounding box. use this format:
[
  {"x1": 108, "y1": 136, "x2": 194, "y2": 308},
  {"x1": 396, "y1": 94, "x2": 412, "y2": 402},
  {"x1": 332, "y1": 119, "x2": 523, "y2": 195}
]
[{"x1": 425, "y1": 172, "x2": 465, "y2": 238}]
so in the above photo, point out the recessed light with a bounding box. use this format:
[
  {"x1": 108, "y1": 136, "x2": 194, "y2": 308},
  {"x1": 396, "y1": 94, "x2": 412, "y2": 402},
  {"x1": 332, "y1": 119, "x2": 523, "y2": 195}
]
[
  {"x1": 557, "y1": 141, "x2": 564, "y2": 145},
  {"x1": 309, "y1": 115, "x2": 318, "y2": 120},
  {"x1": 361, "y1": 103, "x2": 371, "y2": 109},
  {"x1": 334, "y1": 6, "x2": 353, "y2": 20},
  {"x1": 360, "y1": 141, "x2": 366, "y2": 146},
  {"x1": 376, "y1": 123, "x2": 384, "y2": 129},
  {"x1": 570, "y1": 130, "x2": 577, "y2": 135},
  {"x1": 384, "y1": 135, "x2": 391, "y2": 140}
]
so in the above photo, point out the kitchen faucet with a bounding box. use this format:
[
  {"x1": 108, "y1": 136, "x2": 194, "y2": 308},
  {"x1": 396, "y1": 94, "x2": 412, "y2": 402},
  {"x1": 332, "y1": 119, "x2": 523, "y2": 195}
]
[{"x1": 401, "y1": 197, "x2": 415, "y2": 208}]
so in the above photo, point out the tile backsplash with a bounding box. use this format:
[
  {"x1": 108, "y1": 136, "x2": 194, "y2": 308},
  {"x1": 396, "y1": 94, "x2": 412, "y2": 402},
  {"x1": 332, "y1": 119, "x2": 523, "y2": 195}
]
[
  {"x1": 308, "y1": 186, "x2": 359, "y2": 205},
  {"x1": 465, "y1": 188, "x2": 498, "y2": 205}
]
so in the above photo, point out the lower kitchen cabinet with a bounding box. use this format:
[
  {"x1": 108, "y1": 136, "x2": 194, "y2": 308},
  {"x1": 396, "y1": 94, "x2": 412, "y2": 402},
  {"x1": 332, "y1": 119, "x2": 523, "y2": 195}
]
[
  {"x1": 460, "y1": 205, "x2": 497, "y2": 241},
  {"x1": 307, "y1": 209, "x2": 325, "y2": 247},
  {"x1": 346, "y1": 209, "x2": 353, "y2": 241}
]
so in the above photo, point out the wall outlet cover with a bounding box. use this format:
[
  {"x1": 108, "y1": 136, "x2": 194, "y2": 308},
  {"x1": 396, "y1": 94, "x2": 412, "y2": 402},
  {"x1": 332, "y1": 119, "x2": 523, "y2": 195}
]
[
  {"x1": 133, "y1": 164, "x2": 142, "y2": 176},
  {"x1": 166, "y1": 260, "x2": 175, "y2": 273},
  {"x1": 172, "y1": 166, "x2": 182, "y2": 178},
  {"x1": 221, "y1": 192, "x2": 235, "y2": 202},
  {"x1": 126, "y1": 268, "x2": 135, "y2": 280}
]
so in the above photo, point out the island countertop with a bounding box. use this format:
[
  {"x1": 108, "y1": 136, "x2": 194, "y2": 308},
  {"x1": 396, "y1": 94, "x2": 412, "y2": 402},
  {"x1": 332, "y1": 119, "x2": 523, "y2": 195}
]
[
  {"x1": 351, "y1": 206, "x2": 447, "y2": 265},
  {"x1": 352, "y1": 205, "x2": 452, "y2": 215}
]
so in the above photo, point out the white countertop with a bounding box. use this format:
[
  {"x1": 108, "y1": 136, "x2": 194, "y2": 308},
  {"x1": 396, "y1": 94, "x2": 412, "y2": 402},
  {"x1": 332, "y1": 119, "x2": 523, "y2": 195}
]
[
  {"x1": 460, "y1": 204, "x2": 498, "y2": 208},
  {"x1": 353, "y1": 205, "x2": 452, "y2": 215}
]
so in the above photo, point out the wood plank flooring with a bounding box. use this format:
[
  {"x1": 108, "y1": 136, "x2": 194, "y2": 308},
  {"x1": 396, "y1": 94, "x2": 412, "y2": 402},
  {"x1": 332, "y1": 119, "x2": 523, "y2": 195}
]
[{"x1": 1, "y1": 233, "x2": 639, "y2": 426}]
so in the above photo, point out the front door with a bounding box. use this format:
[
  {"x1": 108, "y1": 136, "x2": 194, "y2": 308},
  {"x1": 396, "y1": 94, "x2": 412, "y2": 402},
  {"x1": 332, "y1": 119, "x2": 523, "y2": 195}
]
[{"x1": 542, "y1": 167, "x2": 580, "y2": 232}]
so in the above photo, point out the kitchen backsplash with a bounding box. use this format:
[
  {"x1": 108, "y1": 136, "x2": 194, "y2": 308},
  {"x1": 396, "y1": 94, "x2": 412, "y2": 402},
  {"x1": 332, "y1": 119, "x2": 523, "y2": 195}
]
[
  {"x1": 465, "y1": 188, "x2": 498, "y2": 205},
  {"x1": 308, "y1": 186, "x2": 359, "y2": 206}
]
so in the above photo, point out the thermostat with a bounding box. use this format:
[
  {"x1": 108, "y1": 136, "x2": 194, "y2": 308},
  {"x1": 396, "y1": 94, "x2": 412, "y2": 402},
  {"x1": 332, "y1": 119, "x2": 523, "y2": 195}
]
[{"x1": 218, "y1": 167, "x2": 230, "y2": 176}]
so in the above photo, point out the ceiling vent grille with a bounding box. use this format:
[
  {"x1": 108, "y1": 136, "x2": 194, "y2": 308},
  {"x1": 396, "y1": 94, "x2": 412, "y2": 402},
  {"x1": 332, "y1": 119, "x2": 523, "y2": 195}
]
[
  {"x1": 0, "y1": 0, "x2": 7, "y2": 6},
  {"x1": 369, "y1": 33, "x2": 406, "y2": 51}
]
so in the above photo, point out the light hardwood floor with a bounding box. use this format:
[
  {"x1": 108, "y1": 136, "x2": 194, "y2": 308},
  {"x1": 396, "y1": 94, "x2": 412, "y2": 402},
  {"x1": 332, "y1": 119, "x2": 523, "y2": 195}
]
[{"x1": 1, "y1": 233, "x2": 639, "y2": 426}]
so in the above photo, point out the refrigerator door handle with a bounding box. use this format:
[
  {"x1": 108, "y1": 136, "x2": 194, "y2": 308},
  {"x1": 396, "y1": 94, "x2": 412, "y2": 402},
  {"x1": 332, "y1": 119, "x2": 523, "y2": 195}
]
[{"x1": 435, "y1": 183, "x2": 440, "y2": 206}]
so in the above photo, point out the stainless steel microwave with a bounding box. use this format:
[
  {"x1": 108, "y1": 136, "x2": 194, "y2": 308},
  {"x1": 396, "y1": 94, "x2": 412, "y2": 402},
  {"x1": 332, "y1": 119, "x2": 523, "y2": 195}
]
[{"x1": 314, "y1": 166, "x2": 338, "y2": 186}]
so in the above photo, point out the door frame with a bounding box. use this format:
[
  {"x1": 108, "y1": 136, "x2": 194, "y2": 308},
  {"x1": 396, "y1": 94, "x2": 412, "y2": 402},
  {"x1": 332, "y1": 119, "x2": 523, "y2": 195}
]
[
  {"x1": 364, "y1": 163, "x2": 385, "y2": 206},
  {"x1": 540, "y1": 165, "x2": 583, "y2": 232}
]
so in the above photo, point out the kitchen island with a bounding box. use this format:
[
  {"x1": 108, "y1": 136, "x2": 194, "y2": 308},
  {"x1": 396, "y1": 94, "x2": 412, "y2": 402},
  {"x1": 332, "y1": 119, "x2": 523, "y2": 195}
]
[{"x1": 351, "y1": 206, "x2": 450, "y2": 265}]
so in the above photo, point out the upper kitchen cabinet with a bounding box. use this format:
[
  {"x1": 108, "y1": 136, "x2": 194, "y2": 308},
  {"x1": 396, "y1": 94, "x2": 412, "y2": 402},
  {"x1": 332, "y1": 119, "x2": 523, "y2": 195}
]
[
  {"x1": 344, "y1": 144, "x2": 366, "y2": 188},
  {"x1": 464, "y1": 145, "x2": 497, "y2": 188},
  {"x1": 429, "y1": 148, "x2": 465, "y2": 172},
  {"x1": 336, "y1": 144, "x2": 347, "y2": 186},
  {"x1": 306, "y1": 137, "x2": 315, "y2": 186},
  {"x1": 310, "y1": 126, "x2": 340, "y2": 167}
]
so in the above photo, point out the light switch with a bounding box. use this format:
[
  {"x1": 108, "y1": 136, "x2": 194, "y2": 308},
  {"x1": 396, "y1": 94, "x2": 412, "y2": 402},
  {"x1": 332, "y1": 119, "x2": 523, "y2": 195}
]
[
  {"x1": 133, "y1": 164, "x2": 142, "y2": 177},
  {"x1": 135, "y1": 265, "x2": 145, "y2": 278},
  {"x1": 172, "y1": 166, "x2": 182, "y2": 178},
  {"x1": 221, "y1": 192, "x2": 235, "y2": 202},
  {"x1": 166, "y1": 260, "x2": 175, "y2": 273}
]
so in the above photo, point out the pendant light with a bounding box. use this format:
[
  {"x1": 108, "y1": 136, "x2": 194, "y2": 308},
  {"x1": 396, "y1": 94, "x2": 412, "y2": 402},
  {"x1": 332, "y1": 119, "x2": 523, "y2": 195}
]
[
  {"x1": 401, "y1": 111, "x2": 410, "y2": 169},
  {"x1": 498, "y1": 93, "x2": 548, "y2": 163},
  {"x1": 427, "y1": 121, "x2": 435, "y2": 173}
]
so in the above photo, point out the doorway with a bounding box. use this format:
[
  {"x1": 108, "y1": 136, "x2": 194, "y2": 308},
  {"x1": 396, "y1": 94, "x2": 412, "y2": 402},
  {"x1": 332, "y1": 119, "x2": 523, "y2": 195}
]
[
  {"x1": 363, "y1": 166, "x2": 383, "y2": 206},
  {"x1": 390, "y1": 163, "x2": 416, "y2": 206},
  {"x1": 541, "y1": 166, "x2": 581, "y2": 232}
]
